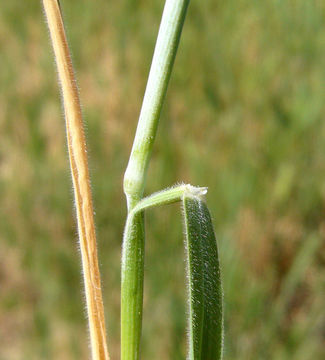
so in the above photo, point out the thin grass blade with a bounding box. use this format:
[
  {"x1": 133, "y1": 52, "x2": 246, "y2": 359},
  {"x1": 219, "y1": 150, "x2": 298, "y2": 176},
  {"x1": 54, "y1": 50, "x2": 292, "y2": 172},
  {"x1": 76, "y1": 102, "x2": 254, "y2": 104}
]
[{"x1": 42, "y1": 1, "x2": 109, "y2": 359}]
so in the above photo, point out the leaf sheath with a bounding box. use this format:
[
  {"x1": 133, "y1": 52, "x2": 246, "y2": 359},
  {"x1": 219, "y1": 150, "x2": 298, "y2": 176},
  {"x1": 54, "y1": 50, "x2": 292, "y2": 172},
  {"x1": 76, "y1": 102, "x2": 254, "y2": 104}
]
[{"x1": 121, "y1": 212, "x2": 145, "y2": 360}]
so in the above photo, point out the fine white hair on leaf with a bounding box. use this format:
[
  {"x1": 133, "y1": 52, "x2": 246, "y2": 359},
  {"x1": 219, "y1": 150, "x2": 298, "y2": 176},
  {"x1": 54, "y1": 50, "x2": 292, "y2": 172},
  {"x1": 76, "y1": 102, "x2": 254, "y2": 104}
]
[
  {"x1": 182, "y1": 195, "x2": 223, "y2": 359},
  {"x1": 183, "y1": 184, "x2": 208, "y2": 199}
]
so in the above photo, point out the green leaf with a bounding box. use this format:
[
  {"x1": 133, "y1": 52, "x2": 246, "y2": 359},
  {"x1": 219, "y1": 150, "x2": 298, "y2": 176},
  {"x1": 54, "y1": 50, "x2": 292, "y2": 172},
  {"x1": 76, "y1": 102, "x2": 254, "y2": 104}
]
[
  {"x1": 183, "y1": 196, "x2": 223, "y2": 360},
  {"x1": 123, "y1": 187, "x2": 223, "y2": 359}
]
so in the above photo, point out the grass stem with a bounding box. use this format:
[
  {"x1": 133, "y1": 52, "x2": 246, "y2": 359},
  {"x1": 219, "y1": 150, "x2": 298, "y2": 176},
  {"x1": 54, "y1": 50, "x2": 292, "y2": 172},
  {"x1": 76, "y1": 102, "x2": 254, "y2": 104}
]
[
  {"x1": 42, "y1": 1, "x2": 109, "y2": 359},
  {"x1": 121, "y1": 1, "x2": 190, "y2": 359},
  {"x1": 123, "y1": 0, "x2": 190, "y2": 209}
]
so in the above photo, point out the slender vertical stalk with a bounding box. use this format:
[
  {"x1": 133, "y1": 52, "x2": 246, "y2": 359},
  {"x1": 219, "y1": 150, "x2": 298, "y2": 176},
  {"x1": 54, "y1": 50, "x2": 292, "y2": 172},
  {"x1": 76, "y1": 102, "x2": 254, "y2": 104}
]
[
  {"x1": 42, "y1": 1, "x2": 109, "y2": 359},
  {"x1": 123, "y1": 0, "x2": 190, "y2": 209},
  {"x1": 121, "y1": 212, "x2": 145, "y2": 360},
  {"x1": 122, "y1": 1, "x2": 190, "y2": 359}
]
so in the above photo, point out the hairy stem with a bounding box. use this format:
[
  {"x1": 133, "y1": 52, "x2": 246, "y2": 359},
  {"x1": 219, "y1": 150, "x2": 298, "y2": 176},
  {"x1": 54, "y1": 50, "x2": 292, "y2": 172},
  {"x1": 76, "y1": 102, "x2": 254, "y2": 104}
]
[
  {"x1": 121, "y1": 213, "x2": 145, "y2": 360},
  {"x1": 42, "y1": 1, "x2": 109, "y2": 359}
]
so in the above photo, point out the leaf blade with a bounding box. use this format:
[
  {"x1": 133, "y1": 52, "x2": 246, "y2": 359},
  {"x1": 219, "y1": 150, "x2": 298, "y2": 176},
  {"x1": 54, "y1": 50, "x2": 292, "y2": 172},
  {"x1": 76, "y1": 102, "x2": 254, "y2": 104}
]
[{"x1": 183, "y1": 196, "x2": 223, "y2": 360}]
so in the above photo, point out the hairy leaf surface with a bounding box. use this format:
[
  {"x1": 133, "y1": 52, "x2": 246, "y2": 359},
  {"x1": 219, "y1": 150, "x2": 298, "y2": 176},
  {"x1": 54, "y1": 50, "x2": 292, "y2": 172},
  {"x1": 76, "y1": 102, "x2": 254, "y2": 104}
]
[{"x1": 183, "y1": 196, "x2": 223, "y2": 360}]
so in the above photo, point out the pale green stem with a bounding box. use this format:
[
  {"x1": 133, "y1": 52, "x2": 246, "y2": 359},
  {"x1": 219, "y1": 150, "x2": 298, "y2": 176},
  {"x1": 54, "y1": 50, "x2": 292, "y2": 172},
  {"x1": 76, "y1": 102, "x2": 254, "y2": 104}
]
[
  {"x1": 121, "y1": 212, "x2": 145, "y2": 360},
  {"x1": 121, "y1": 2, "x2": 190, "y2": 359},
  {"x1": 123, "y1": 0, "x2": 190, "y2": 209}
]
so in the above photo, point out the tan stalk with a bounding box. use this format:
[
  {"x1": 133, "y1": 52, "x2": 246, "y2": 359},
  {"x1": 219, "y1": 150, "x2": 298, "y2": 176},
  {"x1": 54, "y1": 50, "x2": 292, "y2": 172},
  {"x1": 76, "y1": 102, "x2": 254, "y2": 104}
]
[{"x1": 42, "y1": 1, "x2": 109, "y2": 359}]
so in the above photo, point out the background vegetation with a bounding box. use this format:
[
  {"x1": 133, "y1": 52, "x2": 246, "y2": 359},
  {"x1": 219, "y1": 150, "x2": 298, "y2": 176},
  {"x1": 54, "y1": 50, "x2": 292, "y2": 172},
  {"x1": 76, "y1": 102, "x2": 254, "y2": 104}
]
[{"x1": 0, "y1": 0, "x2": 324, "y2": 359}]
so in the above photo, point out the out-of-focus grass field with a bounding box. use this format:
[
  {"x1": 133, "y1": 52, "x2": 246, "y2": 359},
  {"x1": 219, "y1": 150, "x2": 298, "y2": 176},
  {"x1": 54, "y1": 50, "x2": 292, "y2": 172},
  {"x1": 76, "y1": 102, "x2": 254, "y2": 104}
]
[{"x1": 0, "y1": 0, "x2": 325, "y2": 359}]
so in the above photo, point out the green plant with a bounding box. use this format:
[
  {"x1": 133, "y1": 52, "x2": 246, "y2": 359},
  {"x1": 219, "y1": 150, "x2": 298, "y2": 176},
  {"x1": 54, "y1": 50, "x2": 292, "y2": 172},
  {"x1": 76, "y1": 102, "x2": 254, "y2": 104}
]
[{"x1": 43, "y1": 0, "x2": 223, "y2": 359}]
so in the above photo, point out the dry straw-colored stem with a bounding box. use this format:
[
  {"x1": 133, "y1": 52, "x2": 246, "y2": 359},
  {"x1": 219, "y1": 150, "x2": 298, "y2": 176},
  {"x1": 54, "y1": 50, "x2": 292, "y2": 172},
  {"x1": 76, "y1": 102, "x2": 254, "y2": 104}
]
[{"x1": 42, "y1": 1, "x2": 109, "y2": 359}]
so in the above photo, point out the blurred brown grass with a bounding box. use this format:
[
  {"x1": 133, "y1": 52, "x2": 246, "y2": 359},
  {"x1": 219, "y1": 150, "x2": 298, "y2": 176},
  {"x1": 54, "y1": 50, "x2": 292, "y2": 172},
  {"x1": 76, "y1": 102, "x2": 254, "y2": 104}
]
[{"x1": 0, "y1": 0, "x2": 325, "y2": 359}]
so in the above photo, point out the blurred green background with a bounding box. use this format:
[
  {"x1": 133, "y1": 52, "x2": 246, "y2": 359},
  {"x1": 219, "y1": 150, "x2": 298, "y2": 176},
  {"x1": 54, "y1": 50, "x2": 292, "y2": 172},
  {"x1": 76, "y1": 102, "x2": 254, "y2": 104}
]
[{"x1": 1, "y1": 0, "x2": 325, "y2": 359}]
